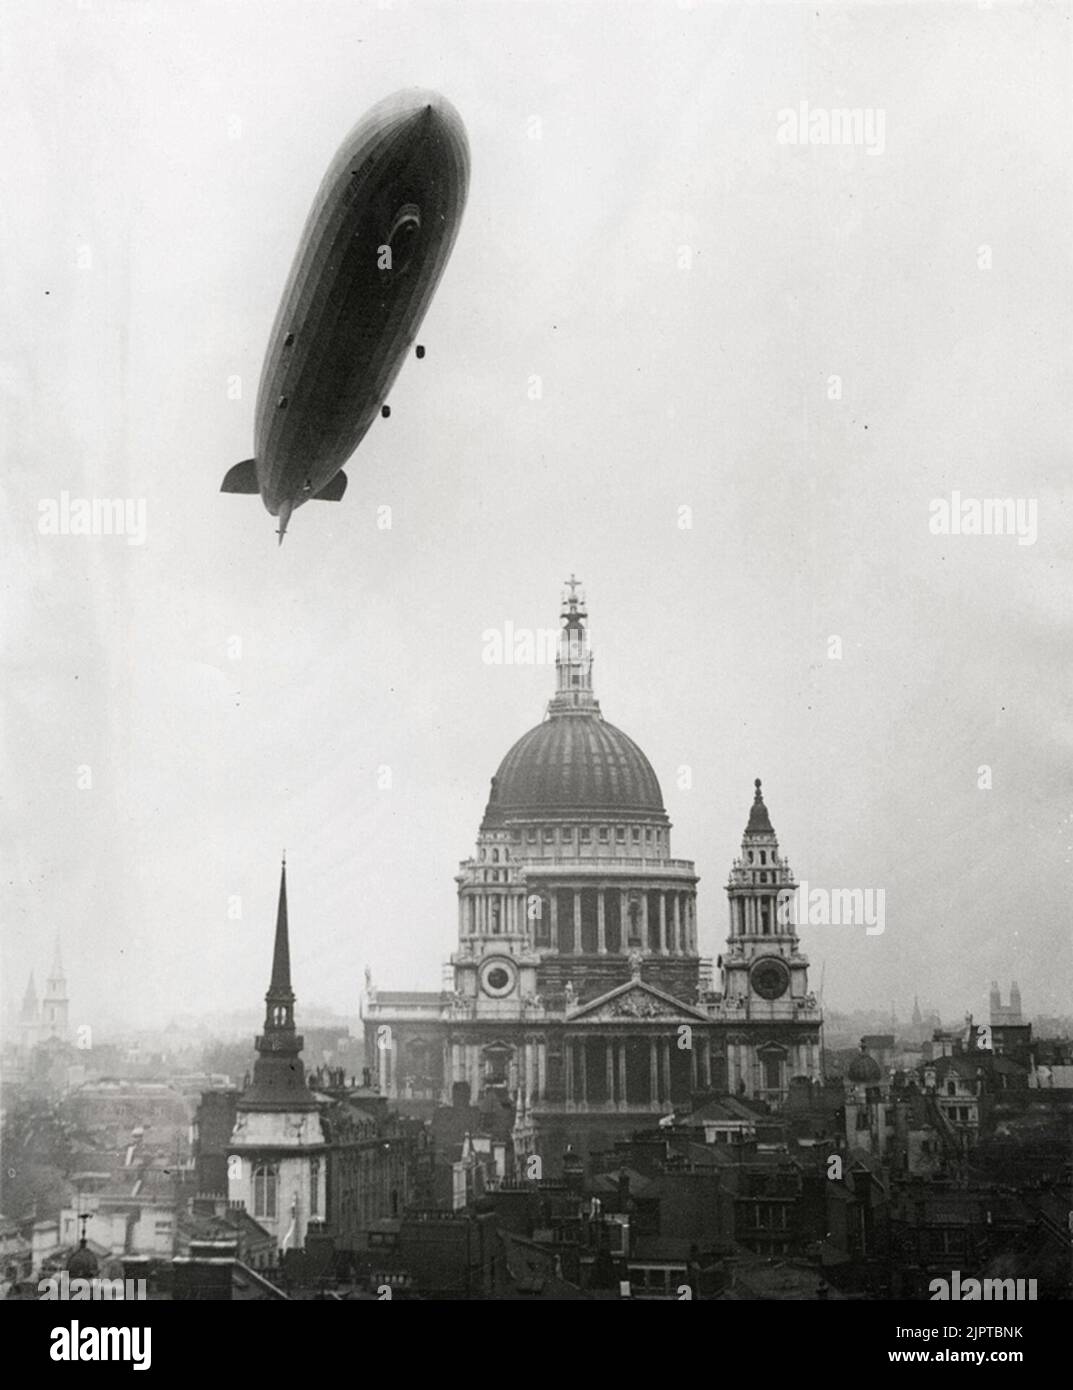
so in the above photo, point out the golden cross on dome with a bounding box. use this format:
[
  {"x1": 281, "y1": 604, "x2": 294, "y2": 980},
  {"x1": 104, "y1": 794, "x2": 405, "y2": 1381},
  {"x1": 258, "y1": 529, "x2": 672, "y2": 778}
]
[{"x1": 564, "y1": 573, "x2": 582, "y2": 600}]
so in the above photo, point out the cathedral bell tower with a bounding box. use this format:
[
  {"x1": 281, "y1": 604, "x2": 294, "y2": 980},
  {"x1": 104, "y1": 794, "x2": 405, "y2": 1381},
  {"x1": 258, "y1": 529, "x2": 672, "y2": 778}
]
[{"x1": 719, "y1": 781, "x2": 819, "y2": 1099}]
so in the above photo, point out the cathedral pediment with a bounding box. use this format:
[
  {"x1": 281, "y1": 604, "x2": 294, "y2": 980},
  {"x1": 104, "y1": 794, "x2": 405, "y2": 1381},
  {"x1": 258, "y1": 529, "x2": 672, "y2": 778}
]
[{"x1": 568, "y1": 980, "x2": 709, "y2": 1024}]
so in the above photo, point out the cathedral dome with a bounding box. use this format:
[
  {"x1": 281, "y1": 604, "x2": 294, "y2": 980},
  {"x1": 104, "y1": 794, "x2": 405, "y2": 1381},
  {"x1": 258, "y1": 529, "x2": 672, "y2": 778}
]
[
  {"x1": 483, "y1": 712, "x2": 666, "y2": 823},
  {"x1": 481, "y1": 578, "x2": 667, "y2": 827}
]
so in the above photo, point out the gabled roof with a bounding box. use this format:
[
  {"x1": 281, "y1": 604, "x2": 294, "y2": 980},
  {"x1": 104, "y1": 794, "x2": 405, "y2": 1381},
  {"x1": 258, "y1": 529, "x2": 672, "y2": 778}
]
[
  {"x1": 567, "y1": 978, "x2": 709, "y2": 1024},
  {"x1": 691, "y1": 1096, "x2": 763, "y2": 1124}
]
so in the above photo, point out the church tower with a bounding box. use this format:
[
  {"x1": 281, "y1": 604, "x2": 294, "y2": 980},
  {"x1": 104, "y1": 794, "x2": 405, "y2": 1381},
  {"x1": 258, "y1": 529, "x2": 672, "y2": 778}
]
[
  {"x1": 719, "y1": 781, "x2": 820, "y2": 1099},
  {"x1": 228, "y1": 859, "x2": 325, "y2": 1253},
  {"x1": 41, "y1": 937, "x2": 69, "y2": 1043}
]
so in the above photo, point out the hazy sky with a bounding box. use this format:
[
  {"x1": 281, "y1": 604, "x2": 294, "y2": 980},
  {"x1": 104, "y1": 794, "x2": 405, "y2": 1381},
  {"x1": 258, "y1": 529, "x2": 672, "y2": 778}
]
[{"x1": 3, "y1": 1, "x2": 1070, "y2": 1038}]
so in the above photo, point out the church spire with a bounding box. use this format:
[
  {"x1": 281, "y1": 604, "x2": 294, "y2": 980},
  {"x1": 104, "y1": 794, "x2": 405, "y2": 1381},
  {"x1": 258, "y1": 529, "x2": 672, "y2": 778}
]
[
  {"x1": 548, "y1": 573, "x2": 600, "y2": 716},
  {"x1": 20, "y1": 972, "x2": 38, "y2": 1019},
  {"x1": 269, "y1": 856, "x2": 293, "y2": 1000},
  {"x1": 241, "y1": 856, "x2": 316, "y2": 1110}
]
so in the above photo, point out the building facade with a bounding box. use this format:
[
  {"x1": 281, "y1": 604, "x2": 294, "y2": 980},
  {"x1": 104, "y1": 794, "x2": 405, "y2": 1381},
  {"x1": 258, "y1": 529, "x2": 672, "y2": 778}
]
[{"x1": 362, "y1": 580, "x2": 822, "y2": 1165}]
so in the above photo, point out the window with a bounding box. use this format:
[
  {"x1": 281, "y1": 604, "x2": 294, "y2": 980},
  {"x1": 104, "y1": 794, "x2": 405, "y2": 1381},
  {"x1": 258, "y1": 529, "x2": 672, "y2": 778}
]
[
  {"x1": 759, "y1": 851, "x2": 767, "y2": 865},
  {"x1": 616, "y1": 827, "x2": 626, "y2": 843},
  {"x1": 645, "y1": 828, "x2": 652, "y2": 842},
  {"x1": 580, "y1": 828, "x2": 591, "y2": 843},
  {"x1": 762, "y1": 1053, "x2": 782, "y2": 1091},
  {"x1": 253, "y1": 1162, "x2": 278, "y2": 1220},
  {"x1": 598, "y1": 827, "x2": 609, "y2": 843},
  {"x1": 527, "y1": 829, "x2": 537, "y2": 843},
  {"x1": 632, "y1": 827, "x2": 641, "y2": 842},
  {"x1": 511, "y1": 830, "x2": 522, "y2": 842},
  {"x1": 544, "y1": 828, "x2": 555, "y2": 842}
]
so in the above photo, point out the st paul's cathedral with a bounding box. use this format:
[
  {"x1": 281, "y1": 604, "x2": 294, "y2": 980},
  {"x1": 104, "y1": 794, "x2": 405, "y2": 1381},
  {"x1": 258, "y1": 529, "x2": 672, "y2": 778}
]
[{"x1": 362, "y1": 580, "x2": 822, "y2": 1165}]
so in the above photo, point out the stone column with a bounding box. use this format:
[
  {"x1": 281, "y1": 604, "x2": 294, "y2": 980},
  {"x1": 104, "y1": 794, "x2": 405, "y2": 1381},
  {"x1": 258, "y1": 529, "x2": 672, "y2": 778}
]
[
  {"x1": 605, "y1": 1040, "x2": 615, "y2": 1103},
  {"x1": 673, "y1": 893, "x2": 681, "y2": 954},
  {"x1": 649, "y1": 1038, "x2": 659, "y2": 1103},
  {"x1": 565, "y1": 1041, "x2": 573, "y2": 1104},
  {"x1": 641, "y1": 892, "x2": 650, "y2": 950},
  {"x1": 573, "y1": 891, "x2": 583, "y2": 954},
  {"x1": 578, "y1": 1040, "x2": 587, "y2": 1104},
  {"x1": 690, "y1": 1037, "x2": 698, "y2": 1090},
  {"x1": 702, "y1": 1036, "x2": 712, "y2": 1089},
  {"x1": 659, "y1": 893, "x2": 668, "y2": 954},
  {"x1": 597, "y1": 890, "x2": 607, "y2": 955},
  {"x1": 618, "y1": 1040, "x2": 628, "y2": 1108},
  {"x1": 661, "y1": 1036, "x2": 672, "y2": 1101},
  {"x1": 550, "y1": 892, "x2": 559, "y2": 951}
]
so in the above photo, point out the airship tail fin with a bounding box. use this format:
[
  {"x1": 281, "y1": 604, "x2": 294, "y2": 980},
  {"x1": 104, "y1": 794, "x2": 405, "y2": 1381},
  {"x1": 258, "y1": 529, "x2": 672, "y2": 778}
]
[
  {"x1": 220, "y1": 458, "x2": 260, "y2": 494},
  {"x1": 311, "y1": 471, "x2": 348, "y2": 502}
]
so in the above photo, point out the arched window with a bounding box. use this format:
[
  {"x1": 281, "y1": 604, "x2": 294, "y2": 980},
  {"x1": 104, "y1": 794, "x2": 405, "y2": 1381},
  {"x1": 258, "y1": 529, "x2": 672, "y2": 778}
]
[
  {"x1": 253, "y1": 1162, "x2": 278, "y2": 1220},
  {"x1": 491, "y1": 849, "x2": 499, "y2": 863}
]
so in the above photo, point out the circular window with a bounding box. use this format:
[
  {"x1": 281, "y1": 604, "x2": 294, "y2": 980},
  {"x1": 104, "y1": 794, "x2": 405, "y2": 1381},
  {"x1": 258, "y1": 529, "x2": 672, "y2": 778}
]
[{"x1": 486, "y1": 967, "x2": 509, "y2": 990}]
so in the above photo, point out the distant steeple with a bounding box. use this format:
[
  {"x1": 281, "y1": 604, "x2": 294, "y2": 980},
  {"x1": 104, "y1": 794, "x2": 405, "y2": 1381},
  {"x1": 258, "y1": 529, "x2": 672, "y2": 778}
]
[
  {"x1": 548, "y1": 574, "x2": 600, "y2": 716},
  {"x1": 42, "y1": 934, "x2": 69, "y2": 1042},
  {"x1": 19, "y1": 972, "x2": 39, "y2": 1051},
  {"x1": 20, "y1": 972, "x2": 38, "y2": 1020},
  {"x1": 240, "y1": 857, "x2": 316, "y2": 1111}
]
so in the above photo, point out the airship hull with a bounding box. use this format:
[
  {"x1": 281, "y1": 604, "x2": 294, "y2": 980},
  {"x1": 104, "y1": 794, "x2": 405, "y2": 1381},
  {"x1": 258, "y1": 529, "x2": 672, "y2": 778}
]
[{"x1": 222, "y1": 90, "x2": 469, "y2": 537}]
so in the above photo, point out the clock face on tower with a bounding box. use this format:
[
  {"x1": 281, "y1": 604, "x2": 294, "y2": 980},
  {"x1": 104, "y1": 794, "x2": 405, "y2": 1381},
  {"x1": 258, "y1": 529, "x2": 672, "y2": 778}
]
[
  {"x1": 480, "y1": 957, "x2": 518, "y2": 999},
  {"x1": 750, "y1": 957, "x2": 790, "y2": 1001}
]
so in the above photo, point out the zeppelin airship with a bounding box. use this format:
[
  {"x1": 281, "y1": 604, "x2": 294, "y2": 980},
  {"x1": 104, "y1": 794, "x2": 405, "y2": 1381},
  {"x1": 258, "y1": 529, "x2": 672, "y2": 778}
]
[{"x1": 221, "y1": 90, "x2": 469, "y2": 541}]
